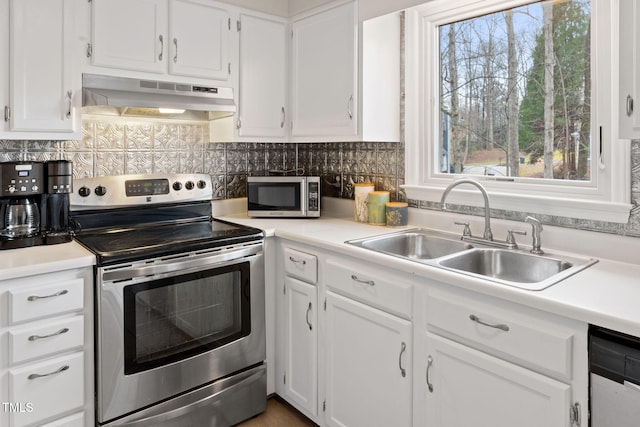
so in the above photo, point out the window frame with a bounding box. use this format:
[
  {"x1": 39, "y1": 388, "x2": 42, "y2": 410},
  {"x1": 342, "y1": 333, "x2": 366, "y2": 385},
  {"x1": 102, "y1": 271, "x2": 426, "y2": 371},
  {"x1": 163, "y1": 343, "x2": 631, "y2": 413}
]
[{"x1": 403, "y1": 0, "x2": 631, "y2": 223}]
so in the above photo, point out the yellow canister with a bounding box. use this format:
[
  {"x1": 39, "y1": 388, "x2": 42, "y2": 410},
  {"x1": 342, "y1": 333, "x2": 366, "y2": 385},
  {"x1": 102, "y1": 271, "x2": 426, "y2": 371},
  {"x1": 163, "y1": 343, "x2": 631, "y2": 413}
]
[
  {"x1": 385, "y1": 202, "x2": 409, "y2": 227},
  {"x1": 367, "y1": 191, "x2": 390, "y2": 225}
]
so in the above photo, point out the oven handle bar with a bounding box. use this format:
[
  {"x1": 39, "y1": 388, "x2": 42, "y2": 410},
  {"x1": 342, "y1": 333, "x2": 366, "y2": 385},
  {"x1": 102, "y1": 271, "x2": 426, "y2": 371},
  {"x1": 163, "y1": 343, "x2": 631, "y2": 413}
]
[{"x1": 102, "y1": 243, "x2": 262, "y2": 283}]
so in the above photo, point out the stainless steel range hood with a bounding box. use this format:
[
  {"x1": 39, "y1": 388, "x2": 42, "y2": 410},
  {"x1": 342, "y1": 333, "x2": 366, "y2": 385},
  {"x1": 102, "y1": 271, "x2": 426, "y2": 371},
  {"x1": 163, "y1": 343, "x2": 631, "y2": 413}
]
[{"x1": 82, "y1": 74, "x2": 236, "y2": 120}]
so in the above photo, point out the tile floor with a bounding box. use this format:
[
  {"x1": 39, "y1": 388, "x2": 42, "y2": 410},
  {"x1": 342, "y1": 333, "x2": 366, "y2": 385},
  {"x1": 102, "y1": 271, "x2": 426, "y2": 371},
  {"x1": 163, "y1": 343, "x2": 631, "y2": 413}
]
[{"x1": 235, "y1": 397, "x2": 317, "y2": 427}]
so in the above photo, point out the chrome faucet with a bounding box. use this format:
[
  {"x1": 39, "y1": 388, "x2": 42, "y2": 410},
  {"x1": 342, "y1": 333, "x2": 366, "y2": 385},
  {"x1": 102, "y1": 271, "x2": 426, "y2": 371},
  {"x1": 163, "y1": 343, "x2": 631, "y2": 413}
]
[
  {"x1": 525, "y1": 216, "x2": 544, "y2": 255},
  {"x1": 441, "y1": 178, "x2": 493, "y2": 241}
]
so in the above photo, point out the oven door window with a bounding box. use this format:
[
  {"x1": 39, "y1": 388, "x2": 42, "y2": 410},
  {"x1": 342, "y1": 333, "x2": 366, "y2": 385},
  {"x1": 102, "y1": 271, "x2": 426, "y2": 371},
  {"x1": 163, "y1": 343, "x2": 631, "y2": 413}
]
[
  {"x1": 248, "y1": 182, "x2": 301, "y2": 211},
  {"x1": 123, "y1": 262, "x2": 250, "y2": 374}
]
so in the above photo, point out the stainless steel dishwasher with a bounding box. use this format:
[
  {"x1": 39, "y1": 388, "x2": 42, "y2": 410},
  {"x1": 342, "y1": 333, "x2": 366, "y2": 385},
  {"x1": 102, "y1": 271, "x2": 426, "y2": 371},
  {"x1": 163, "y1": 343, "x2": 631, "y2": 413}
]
[{"x1": 590, "y1": 326, "x2": 640, "y2": 426}]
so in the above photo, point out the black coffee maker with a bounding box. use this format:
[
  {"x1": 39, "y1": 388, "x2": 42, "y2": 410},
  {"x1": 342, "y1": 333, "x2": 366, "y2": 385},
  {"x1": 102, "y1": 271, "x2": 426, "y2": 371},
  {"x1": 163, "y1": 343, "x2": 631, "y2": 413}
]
[{"x1": 0, "y1": 160, "x2": 73, "y2": 249}]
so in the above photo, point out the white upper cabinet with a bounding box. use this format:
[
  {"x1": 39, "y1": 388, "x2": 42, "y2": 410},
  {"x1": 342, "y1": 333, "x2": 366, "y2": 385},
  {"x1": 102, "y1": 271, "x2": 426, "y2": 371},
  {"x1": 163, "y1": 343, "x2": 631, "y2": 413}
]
[
  {"x1": 236, "y1": 12, "x2": 287, "y2": 140},
  {"x1": 0, "y1": 0, "x2": 80, "y2": 139},
  {"x1": 290, "y1": 1, "x2": 358, "y2": 140},
  {"x1": 90, "y1": 0, "x2": 231, "y2": 82},
  {"x1": 619, "y1": 0, "x2": 640, "y2": 139},
  {"x1": 169, "y1": 0, "x2": 230, "y2": 80}
]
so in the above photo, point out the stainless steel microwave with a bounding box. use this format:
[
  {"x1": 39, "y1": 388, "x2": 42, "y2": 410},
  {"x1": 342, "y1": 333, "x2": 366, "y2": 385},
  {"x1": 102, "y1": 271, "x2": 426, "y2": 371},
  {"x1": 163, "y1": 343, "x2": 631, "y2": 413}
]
[{"x1": 247, "y1": 176, "x2": 320, "y2": 218}]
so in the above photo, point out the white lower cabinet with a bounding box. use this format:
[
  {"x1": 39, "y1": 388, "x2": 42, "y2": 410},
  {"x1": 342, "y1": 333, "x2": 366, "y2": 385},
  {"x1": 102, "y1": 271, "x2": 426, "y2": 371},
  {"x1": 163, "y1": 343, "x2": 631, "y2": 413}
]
[
  {"x1": 0, "y1": 267, "x2": 94, "y2": 427},
  {"x1": 324, "y1": 291, "x2": 412, "y2": 427},
  {"x1": 420, "y1": 285, "x2": 588, "y2": 427},
  {"x1": 283, "y1": 276, "x2": 318, "y2": 416},
  {"x1": 273, "y1": 238, "x2": 588, "y2": 427},
  {"x1": 424, "y1": 333, "x2": 571, "y2": 427}
]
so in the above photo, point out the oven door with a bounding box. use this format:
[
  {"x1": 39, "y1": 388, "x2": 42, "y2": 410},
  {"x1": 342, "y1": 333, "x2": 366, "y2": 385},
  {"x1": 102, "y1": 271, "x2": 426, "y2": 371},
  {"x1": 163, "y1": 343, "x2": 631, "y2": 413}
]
[
  {"x1": 96, "y1": 242, "x2": 265, "y2": 425},
  {"x1": 247, "y1": 177, "x2": 306, "y2": 217}
]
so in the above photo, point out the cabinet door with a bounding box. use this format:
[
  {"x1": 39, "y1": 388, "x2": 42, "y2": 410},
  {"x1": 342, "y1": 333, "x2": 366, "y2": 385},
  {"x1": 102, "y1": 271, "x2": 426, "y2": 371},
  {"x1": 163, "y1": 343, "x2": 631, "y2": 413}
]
[
  {"x1": 424, "y1": 333, "x2": 572, "y2": 427},
  {"x1": 91, "y1": 0, "x2": 167, "y2": 74},
  {"x1": 290, "y1": 1, "x2": 358, "y2": 139},
  {"x1": 237, "y1": 13, "x2": 287, "y2": 139},
  {"x1": 283, "y1": 276, "x2": 318, "y2": 416},
  {"x1": 325, "y1": 291, "x2": 411, "y2": 427},
  {"x1": 619, "y1": 0, "x2": 640, "y2": 139},
  {"x1": 169, "y1": 0, "x2": 230, "y2": 80},
  {"x1": 6, "y1": 0, "x2": 79, "y2": 136}
]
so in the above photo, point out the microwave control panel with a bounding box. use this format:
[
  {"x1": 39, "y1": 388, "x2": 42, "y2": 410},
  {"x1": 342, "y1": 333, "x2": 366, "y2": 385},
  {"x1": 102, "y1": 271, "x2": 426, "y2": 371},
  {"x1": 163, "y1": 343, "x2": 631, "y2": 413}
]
[{"x1": 308, "y1": 181, "x2": 319, "y2": 212}]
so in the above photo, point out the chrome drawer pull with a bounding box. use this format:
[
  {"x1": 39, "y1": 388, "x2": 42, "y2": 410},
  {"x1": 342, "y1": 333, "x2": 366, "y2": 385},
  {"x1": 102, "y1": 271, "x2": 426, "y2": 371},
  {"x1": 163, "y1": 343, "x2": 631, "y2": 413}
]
[
  {"x1": 28, "y1": 365, "x2": 69, "y2": 380},
  {"x1": 399, "y1": 342, "x2": 407, "y2": 377},
  {"x1": 27, "y1": 289, "x2": 68, "y2": 301},
  {"x1": 28, "y1": 327, "x2": 69, "y2": 341},
  {"x1": 469, "y1": 314, "x2": 510, "y2": 332},
  {"x1": 306, "y1": 302, "x2": 313, "y2": 331},
  {"x1": 351, "y1": 275, "x2": 375, "y2": 286},
  {"x1": 289, "y1": 256, "x2": 306, "y2": 265},
  {"x1": 426, "y1": 355, "x2": 434, "y2": 392}
]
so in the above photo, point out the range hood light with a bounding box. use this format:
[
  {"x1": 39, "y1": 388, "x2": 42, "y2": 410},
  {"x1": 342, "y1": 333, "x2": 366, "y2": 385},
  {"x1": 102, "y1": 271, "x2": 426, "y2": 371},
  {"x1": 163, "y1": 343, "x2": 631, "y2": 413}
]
[{"x1": 158, "y1": 108, "x2": 186, "y2": 114}]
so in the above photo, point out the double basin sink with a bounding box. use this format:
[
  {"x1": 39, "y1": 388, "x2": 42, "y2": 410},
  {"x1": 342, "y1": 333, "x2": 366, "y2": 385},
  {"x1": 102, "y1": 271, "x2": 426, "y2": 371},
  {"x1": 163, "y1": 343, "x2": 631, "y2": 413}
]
[{"x1": 347, "y1": 228, "x2": 597, "y2": 291}]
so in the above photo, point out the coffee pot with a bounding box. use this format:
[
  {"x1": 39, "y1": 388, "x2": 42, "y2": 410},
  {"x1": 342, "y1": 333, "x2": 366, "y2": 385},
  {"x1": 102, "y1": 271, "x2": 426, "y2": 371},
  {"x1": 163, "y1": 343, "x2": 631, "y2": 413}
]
[
  {"x1": 0, "y1": 197, "x2": 40, "y2": 238},
  {"x1": 0, "y1": 160, "x2": 72, "y2": 249}
]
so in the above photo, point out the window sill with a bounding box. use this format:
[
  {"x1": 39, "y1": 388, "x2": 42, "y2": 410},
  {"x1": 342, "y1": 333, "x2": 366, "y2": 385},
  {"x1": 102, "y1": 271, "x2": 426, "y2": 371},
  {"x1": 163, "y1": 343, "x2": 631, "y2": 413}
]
[{"x1": 402, "y1": 184, "x2": 632, "y2": 224}]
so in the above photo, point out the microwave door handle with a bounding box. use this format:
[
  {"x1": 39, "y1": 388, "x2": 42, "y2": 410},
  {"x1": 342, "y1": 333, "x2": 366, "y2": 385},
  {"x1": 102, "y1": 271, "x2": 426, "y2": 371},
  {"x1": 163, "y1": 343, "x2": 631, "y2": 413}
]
[{"x1": 300, "y1": 180, "x2": 307, "y2": 216}]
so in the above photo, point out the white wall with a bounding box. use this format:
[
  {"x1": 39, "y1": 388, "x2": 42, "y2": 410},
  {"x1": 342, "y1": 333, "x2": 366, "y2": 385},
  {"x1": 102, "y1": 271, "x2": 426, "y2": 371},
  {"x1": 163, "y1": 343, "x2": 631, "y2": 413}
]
[
  {"x1": 215, "y1": 0, "x2": 289, "y2": 16},
  {"x1": 359, "y1": 0, "x2": 431, "y2": 21},
  {"x1": 217, "y1": 0, "x2": 430, "y2": 20}
]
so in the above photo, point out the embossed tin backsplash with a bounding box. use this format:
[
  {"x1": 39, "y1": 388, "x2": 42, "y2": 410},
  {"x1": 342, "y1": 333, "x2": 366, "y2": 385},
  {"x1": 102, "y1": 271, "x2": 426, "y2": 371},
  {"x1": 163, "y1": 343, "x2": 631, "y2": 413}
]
[{"x1": 2, "y1": 116, "x2": 640, "y2": 237}]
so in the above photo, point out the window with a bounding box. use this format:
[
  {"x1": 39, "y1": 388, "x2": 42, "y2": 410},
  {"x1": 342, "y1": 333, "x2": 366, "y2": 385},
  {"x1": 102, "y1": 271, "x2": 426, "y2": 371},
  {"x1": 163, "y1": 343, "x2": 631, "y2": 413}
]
[{"x1": 404, "y1": 0, "x2": 631, "y2": 223}]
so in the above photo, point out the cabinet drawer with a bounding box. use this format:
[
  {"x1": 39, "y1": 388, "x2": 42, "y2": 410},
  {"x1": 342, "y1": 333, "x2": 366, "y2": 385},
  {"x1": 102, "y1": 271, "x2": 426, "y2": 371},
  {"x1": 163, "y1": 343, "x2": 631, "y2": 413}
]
[
  {"x1": 284, "y1": 247, "x2": 318, "y2": 284},
  {"x1": 426, "y1": 288, "x2": 574, "y2": 380},
  {"x1": 9, "y1": 352, "x2": 84, "y2": 427},
  {"x1": 8, "y1": 278, "x2": 84, "y2": 324},
  {"x1": 325, "y1": 257, "x2": 412, "y2": 319},
  {"x1": 9, "y1": 316, "x2": 84, "y2": 364}
]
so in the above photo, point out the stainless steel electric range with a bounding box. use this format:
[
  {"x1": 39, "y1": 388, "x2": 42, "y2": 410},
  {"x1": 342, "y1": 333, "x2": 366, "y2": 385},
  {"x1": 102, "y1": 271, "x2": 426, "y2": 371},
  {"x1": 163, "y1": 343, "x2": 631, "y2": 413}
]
[{"x1": 70, "y1": 173, "x2": 266, "y2": 427}]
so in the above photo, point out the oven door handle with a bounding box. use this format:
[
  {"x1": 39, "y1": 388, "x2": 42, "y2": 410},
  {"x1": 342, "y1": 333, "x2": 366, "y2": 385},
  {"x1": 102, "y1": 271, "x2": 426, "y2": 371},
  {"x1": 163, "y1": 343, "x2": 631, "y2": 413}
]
[{"x1": 102, "y1": 244, "x2": 262, "y2": 283}]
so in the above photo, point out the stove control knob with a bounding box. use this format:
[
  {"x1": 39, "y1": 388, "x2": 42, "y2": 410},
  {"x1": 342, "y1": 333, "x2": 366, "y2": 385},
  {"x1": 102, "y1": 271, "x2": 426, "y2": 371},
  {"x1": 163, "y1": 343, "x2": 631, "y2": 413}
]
[
  {"x1": 197, "y1": 180, "x2": 207, "y2": 189},
  {"x1": 185, "y1": 181, "x2": 195, "y2": 190},
  {"x1": 78, "y1": 186, "x2": 91, "y2": 197},
  {"x1": 95, "y1": 185, "x2": 107, "y2": 197},
  {"x1": 173, "y1": 181, "x2": 183, "y2": 191}
]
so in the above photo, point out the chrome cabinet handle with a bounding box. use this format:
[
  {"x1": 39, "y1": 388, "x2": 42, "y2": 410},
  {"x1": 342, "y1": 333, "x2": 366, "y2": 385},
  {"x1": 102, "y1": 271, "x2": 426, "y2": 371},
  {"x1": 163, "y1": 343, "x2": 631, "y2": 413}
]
[
  {"x1": 627, "y1": 95, "x2": 634, "y2": 117},
  {"x1": 28, "y1": 365, "x2": 69, "y2": 380},
  {"x1": 28, "y1": 327, "x2": 69, "y2": 341},
  {"x1": 158, "y1": 35, "x2": 164, "y2": 61},
  {"x1": 27, "y1": 289, "x2": 68, "y2": 301},
  {"x1": 280, "y1": 106, "x2": 286, "y2": 129},
  {"x1": 66, "y1": 90, "x2": 72, "y2": 119},
  {"x1": 289, "y1": 256, "x2": 306, "y2": 266},
  {"x1": 4, "y1": 105, "x2": 10, "y2": 122},
  {"x1": 351, "y1": 274, "x2": 374, "y2": 286},
  {"x1": 426, "y1": 355, "x2": 434, "y2": 392},
  {"x1": 347, "y1": 95, "x2": 353, "y2": 119},
  {"x1": 173, "y1": 38, "x2": 178, "y2": 63},
  {"x1": 469, "y1": 314, "x2": 510, "y2": 332},
  {"x1": 306, "y1": 302, "x2": 312, "y2": 331},
  {"x1": 399, "y1": 342, "x2": 407, "y2": 377}
]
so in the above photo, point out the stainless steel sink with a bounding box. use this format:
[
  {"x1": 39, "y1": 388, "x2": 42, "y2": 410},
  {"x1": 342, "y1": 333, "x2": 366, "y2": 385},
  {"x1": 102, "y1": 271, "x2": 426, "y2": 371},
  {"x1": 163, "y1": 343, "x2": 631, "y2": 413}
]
[
  {"x1": 436, "y1": 248, "x2": 597, "y2": 290},
  {"x1": 347, "y1": 228, "x2": 597, "y2": 291},
  {"x1": 348, "y1": 228, "x2": 473, "y2": 260}
]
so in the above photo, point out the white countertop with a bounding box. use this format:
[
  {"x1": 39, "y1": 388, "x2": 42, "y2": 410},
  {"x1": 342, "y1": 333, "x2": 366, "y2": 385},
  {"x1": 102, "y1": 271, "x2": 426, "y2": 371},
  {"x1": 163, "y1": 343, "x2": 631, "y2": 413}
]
[
  {"x1": 0, "y1": 241, "x2": 95, "y2": 281},
  {"x1": 217, "y1": 200, "x2": 640, "y2": 339}
]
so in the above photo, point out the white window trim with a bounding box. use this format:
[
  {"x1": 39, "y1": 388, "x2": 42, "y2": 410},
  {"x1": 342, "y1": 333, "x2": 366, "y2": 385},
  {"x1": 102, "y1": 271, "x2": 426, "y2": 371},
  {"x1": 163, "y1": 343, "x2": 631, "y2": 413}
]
[{"x1": 403, "y1": 0, "x2": 632, "y2": 223}]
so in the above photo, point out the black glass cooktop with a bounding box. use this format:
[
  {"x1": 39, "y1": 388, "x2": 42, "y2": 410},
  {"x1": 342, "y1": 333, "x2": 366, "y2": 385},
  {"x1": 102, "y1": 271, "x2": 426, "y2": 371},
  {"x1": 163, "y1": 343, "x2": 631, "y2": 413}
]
[
  {"x1": 71, "y1": 202, "x2": 263, "y2": 266},
  {"x1": 74, "y1": 219, "x2": 263, "y2": 266}
]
